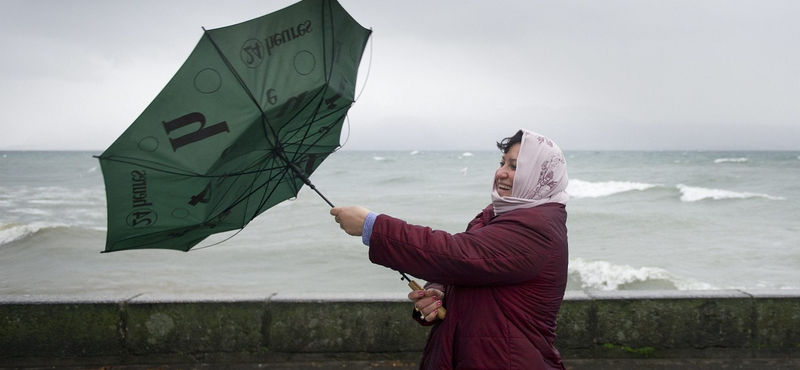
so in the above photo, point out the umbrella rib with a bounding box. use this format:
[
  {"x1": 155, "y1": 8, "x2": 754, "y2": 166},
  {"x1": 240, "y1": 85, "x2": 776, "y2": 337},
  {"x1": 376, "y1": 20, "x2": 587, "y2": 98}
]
[
  {"x1": 202, "y1": 27, "x2": 282, "y2": 150},
  {"x1": 204, "y1": 152, "x2": 285, "y2": 218},
  {"x1": 98, "y1": 154, "x2": 285, "y2": 178},
  {"x1": 210, "y1": 154, "x2": 299, "y2": 223},
  {"x1": 203, "y1": 26, "x2": 328, "y2": 201},
  {"x1": 269, "y1": 87, "x2": 326, "y2": 163},
  {"x1": 283, "y1": 106, "x2": 350, "y2": 162},
  {"x1": 195, "y1": 2, "x2": 347, "y2": 234},
  {"x1": 282, "y1": 0, "x2": 367, "y2": 166},
  {"x1": 204, "y1": 30, "x2": 324, "y2": 169},
  {"x1": 276, "y1": 1, "x2": 338, "y2": 166},
  {"x1": 206, "y1": 2, "x2": 343, "y2": 187},
  {"x1": 97, "y1": 155, "x2": 207, "y2": 177},
  {"x1": 293, "y1": 1, "x2": 335, "y2": 162},
  {"x1": 101, "y1": 152, "x2": 289, "y2": 230}
]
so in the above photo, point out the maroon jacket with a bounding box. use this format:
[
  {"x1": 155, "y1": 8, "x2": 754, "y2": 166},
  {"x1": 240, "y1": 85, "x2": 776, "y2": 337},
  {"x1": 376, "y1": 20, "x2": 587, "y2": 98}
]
[{"x1": 369, "y1": 203, "x2": 568, "y2": 370}]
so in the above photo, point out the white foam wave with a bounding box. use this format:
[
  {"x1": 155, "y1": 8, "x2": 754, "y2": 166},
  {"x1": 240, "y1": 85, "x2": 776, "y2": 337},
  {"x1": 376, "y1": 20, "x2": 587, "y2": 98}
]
[
  {"x1": 373, "y1": 156, "x2": 386, "y2": 161},
  {"x1": 569, "y1": 258, "x2": 715, "y2": 291},
  {"x1": 461, "y1": 152, "x2": 474, "y2": 157},
  {"x1": 714, "y1": 157, "x2": 748, "y2": 163},
  {"x1": 567, "y1": 179, "x2": 658, "y2": 199},
  {"x1": 0, "y1": 222, "x2": 67, "y2": 246},
  {"x1": 677, "y1": 184, "x2": 785, "y2": 202}
]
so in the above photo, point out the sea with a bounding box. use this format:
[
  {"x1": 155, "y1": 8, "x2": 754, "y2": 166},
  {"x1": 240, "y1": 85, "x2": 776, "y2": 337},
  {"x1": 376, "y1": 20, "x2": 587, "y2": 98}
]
[{"x1": 1, "y1": 150, "x2": 799, "y2": 297}]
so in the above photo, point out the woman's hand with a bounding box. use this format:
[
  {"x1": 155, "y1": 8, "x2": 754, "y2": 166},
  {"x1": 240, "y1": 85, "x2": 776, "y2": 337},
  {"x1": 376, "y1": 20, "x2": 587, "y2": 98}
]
[
  {"x1": 330, "y1": 206, "x2": 370, "y2": 236},
  {"x1": 408, "y1": 288, "x2": 444, "y2": 322}
]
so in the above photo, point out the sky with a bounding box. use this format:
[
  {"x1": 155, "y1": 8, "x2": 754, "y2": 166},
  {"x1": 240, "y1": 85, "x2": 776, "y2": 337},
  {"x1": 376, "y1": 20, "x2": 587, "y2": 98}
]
[{"x1": 1, "y1": 0, "x2": 798, "y2": 151}]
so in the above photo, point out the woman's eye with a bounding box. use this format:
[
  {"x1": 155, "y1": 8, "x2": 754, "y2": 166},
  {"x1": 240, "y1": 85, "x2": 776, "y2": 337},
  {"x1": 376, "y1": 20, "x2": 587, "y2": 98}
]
[{"x1": 499, "y1": 161, "x2": 516, "y2": 170}]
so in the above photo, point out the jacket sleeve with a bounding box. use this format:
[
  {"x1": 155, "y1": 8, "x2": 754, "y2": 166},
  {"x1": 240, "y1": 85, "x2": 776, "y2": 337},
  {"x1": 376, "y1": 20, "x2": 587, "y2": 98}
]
[{"x1": 368, "y1": 208, "x2": 558, "y2": 287}]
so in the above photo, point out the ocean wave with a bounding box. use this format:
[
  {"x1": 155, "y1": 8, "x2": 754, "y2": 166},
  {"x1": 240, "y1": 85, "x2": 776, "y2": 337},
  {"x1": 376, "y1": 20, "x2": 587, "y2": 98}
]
[
  {"x1": 6, "y1": 207, "x2": 51, "y2": 216},
  {"x1": 0, "y1": 222, "x2": 69, "y2": 246},
  {"x1": 568, "y1": 258, "x2": 715, "y2": 291},
  {"x1": 567, "y1": 179, "x2": 659, "y2": 199},
  {"x1": 677, "y1": 184, "x2": 785, "y2": 202},
  {"x1": 714, "y1": 157, "x2": 748, "y2": 163}
]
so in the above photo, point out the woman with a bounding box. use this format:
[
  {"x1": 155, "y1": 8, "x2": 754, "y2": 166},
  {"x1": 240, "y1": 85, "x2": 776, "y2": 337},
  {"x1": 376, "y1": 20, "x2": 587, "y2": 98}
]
[{"x1": 331, "y1": 129, "x2": 569, "y2": 370}]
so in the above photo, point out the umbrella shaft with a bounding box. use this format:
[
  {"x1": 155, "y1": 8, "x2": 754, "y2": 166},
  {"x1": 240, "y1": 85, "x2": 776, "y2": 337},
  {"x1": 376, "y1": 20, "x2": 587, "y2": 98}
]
[
  {"x1": 284, "y1": 159, "x2": 335, "y2": 208},
  {"x1": 312, "y1": 187, "x2": 335, "y2": 208}
]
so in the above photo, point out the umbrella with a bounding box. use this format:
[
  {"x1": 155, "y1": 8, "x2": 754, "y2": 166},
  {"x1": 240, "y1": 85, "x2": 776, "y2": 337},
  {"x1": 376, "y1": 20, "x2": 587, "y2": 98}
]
[{"x1": 97, "y1": 0, "x2": 371, "y2": 252}]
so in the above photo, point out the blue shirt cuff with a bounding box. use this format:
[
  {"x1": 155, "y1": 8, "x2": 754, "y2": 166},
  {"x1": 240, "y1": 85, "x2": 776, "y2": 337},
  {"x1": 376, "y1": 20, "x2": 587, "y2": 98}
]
[{"x1": 361, "y1": 212, "x2": 379, "y2": 246}]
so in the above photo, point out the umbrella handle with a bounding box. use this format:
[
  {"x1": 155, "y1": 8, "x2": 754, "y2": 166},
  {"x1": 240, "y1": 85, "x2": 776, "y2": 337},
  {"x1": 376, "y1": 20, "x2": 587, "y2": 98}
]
[{"x1": 407, "y1": 279, "x2": 447, "y2": 320}]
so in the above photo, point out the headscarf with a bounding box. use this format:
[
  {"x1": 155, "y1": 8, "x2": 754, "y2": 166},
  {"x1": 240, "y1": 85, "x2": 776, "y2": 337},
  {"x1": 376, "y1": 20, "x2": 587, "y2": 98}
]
[{"x1": 491, "y1": 130, "x2": 569, "y2": 215}]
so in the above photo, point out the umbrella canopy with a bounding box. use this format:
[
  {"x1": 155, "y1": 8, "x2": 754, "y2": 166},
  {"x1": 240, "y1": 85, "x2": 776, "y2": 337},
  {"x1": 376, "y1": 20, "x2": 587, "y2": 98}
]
[{"x1": 97, "y1": 0, "x2": 371, "y2": 252}]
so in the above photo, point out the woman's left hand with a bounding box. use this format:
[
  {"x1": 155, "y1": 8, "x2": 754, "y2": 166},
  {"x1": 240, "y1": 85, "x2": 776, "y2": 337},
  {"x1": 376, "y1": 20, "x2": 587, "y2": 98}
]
[{"x1": 408, "y1": 288, "x2": 444, "y2": 322}]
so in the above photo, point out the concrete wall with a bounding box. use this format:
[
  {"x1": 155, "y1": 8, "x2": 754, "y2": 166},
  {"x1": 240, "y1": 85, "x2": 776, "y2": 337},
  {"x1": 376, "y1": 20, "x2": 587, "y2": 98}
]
[{"x1": 1, "y1": 290, "x2": 798, "y2": 368}]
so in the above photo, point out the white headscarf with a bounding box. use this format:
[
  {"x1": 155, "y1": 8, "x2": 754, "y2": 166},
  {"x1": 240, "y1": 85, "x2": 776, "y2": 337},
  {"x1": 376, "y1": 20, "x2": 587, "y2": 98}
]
[{"x1": 491, "y1": 130, "x2": 569, "y2": 215}]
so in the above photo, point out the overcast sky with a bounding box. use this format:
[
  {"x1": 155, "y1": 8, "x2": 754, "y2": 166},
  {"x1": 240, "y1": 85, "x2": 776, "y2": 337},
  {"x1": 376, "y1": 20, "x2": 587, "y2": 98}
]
[{"x1": 1, "y1": 0, "x2": 797, "y2": 151}]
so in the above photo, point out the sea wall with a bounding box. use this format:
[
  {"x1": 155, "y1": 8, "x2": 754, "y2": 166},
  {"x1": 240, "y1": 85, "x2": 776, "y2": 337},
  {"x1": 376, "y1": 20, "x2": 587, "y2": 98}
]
[{"x1": 1, "y1": 290, "x2": 799, "y2": 368}]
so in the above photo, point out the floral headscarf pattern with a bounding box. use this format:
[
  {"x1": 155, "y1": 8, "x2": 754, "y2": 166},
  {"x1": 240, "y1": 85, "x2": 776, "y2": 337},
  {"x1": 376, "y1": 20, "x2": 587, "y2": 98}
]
[{"x1": 491, "y1": 130, "x2": 569, "y2": 215}]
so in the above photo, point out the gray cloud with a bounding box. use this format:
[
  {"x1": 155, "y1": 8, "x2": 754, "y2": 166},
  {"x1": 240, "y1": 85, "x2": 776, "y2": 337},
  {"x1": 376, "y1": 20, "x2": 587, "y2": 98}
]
[{"x1": 1, "y1": 0, "x2": 797, "y2": 150}]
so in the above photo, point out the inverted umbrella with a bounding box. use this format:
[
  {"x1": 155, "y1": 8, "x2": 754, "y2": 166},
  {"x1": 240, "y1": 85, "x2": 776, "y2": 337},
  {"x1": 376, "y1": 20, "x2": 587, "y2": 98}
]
[
  {"x1": 97, "y1": 0, "x2": 371, "y2": 252},
  {"x1": 97, "y1": 1, "x2": 445, "y2": 318}
]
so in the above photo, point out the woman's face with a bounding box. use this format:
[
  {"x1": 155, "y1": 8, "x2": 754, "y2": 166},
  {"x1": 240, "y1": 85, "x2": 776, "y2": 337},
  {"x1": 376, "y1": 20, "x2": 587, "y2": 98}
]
[{"x1": 495, "y1": 142, "x2": 520, "y2": 197}]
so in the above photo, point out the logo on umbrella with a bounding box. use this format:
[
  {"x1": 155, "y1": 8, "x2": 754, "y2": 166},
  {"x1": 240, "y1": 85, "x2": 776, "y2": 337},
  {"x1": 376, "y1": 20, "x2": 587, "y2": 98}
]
[{"x1": 240, "y1": 38, "x2": 264, "y2": 68}]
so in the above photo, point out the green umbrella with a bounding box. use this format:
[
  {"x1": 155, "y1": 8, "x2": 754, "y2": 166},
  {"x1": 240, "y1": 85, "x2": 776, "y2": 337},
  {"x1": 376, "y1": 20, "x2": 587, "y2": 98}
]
[{"x1": 97, "y1": 0, "x2": 371, "y2": 252}]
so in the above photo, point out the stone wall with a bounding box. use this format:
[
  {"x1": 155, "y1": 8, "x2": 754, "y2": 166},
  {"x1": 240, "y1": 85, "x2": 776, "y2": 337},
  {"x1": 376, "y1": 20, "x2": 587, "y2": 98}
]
[{"x1": 1, "y1": 290, "x2": 798, "y2": 368}]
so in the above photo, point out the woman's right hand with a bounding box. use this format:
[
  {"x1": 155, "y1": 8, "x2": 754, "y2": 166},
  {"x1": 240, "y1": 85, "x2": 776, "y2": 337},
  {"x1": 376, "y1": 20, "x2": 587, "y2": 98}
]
[
  {"x1": 408, "y1": 288, "x2": 444, "y2": 322},
  {"x1": 330, "y1": 206, "x2": 370, "y2": 236}
]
